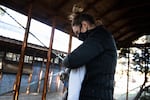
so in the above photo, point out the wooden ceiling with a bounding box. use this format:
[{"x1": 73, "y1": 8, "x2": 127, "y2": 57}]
[{"x1": 0, "y1": 0, "x2": 150, "y2": 49}]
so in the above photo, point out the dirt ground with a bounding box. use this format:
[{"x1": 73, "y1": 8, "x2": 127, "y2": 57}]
[{"x1": 0, "y1": 92, "x2": 62, "y2": 100}]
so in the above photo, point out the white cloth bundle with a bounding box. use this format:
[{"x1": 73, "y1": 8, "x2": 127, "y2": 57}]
[{"x1": 67, "y1": 66, "x2": 86, "y2": 100}]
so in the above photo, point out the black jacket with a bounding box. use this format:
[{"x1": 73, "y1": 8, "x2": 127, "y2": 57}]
[{"x1": 63, "y1": 26, "x2": 117, "y2": 100}]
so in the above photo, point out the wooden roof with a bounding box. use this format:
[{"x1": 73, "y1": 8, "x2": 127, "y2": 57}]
[{"x1": 0, "y1": 0, "x2": 150, "y2": 49}]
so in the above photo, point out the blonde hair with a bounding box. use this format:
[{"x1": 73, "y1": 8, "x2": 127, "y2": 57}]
[
  {"x1": 69, "y1": 4, "x2": 84, "y2": 21},
  {"x1": 69, "y1": 4, "x2": 95, "y2": 26}
]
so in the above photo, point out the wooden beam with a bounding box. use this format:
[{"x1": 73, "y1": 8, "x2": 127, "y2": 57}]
[
  {"x1": 100, "y1": 0, "x2": 150, "y2": 18},
  {"x1": 13, "y1": 4, "x2": 32, "y2": 100},
  {"x1": 113, "y1": 0, "x2": 150, "y2": 12},
  {"x1": 84, "y1": 0, "x2": 100, "y2": 11},
  {"x1": 117, "y1": 32, "x2": 144, "y2": 48},
  {"x1": 68, "y1": 33, "x2": 73, "y2": 53},
  {"x1": 26, "y1": 73, "x2": 32, "y2": 94},
  {"x1": 131, "y1": 43, "x2": 150, "y2": 48},
  {"x1": 116, "y1": 23, "x2": 150, "y2": 41},
  {"x1": 107, "y1": 12, "x2": 150, "y2": 29},
  {"x1": 42, "y1": 18, "x2": 55, "y2": 100},
  {"x1": 111, "y1": 17, "x2": 150, "y2": 39}
]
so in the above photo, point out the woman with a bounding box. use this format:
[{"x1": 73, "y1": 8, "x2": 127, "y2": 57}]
[{"x1": 63, "y1": 4, "x2": 117, "y2": 100}]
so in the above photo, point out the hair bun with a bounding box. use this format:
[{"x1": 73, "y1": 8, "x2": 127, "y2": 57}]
[
  {"x1": 69, "y1": 4, "x2": 84, "y2": 21},
  {"x1": 72, "y1": 4, "x2": 84, "y2": 13}
]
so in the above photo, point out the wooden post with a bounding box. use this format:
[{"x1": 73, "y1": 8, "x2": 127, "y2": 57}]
[
  {"x1": 26, "y1": 74, "x2": 32, "y2": 94},
  {"x1": 0, "y1": 72, "x2": 2, "y2": 80},
  {"x1": 42, "y1": 18, "x2": 55, "y2": 100},
  {"x1": 48, "y1": 71, "x2": 53, "y2": 92},
  {"x1": 26, "y1": 56, "x2": 34, "y2": 94},
  {"x1": 126, "y1": 48, "x2": 130, "y2": 100},
  {"x1": 68, "y1": 33, "x2": 73, "y2": 53},
  {"x1": 13, "y1": 4, "x2": 32, "y2": 100},
  {"x1": 0, "y1": 52, "x2": 3, "y2": 80},
  {"x1": 37, "y1": 59, "x2": 44, "y2": 93},
  {"x1": 37, "y1": 69, "x2": 42, "y2": 93}
]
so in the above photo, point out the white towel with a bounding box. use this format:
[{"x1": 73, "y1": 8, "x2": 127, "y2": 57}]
[{"x1": 67, "y1": 66, "x2": 86, "y2": 100}]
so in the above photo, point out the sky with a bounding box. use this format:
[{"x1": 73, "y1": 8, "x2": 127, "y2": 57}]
[{"x1": 0, "y1": 5, "x2": 82, "y2": 53}]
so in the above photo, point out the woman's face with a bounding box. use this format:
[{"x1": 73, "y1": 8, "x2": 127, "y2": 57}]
[
  {"x1": 72, "y1": 25, "x2": 81, "y2": 37},
  {"x1": 72, "y1": 21, "x2": 88, "y2": 37}
]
